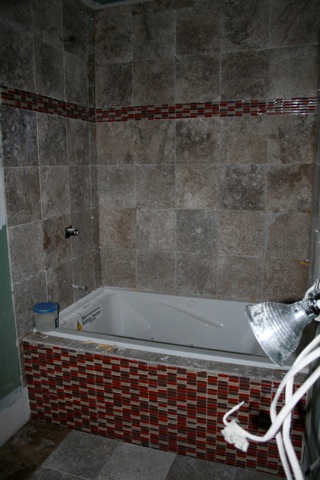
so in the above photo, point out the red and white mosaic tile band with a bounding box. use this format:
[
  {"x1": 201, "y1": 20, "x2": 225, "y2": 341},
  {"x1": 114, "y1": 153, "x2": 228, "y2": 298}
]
[
  {"x1": 1, "y1": 85, "x2": 317, "y2": 122},
  {"x1": 23, "y1": 341, "x2": 306, "y2": 477}
]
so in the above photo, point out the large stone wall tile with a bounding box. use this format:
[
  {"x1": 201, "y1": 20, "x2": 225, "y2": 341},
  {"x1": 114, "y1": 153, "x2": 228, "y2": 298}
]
[
  {"x1": 2, "y1": 107, "x2": 38, "y2": 167},
  {"x1": 95, "y1": 13, "x2": 132, "y2": 65},
  {"x1": 221, "y1": 51, "x2": 269, "y2": 100},
  {"x1": 263, "y1": 259, "x2": 309, "y2": 302},
  {"x1": 132, "y1": 11, "x2": 174, "y2": 61},
  {"x1": 133, "y1": 58, "x2": 174, "y2": 105},
  {"x1": 32, "y1": 0, "x2": 62, "y2": 46},
  {"x1": 176, "y1": 164, "x2": 219, "y2": 209},
  {"x1": 96, "y1": 122, "x2": 134, "y2": 165},
  {"x1": 177, "y1": 210, "x2": 218, "y2": 254},
  {"x1": 135, "y1": 165, "x2": 175, "y2": 208},
  {"x1": 69, "y1": 165, "x2": 92, "y2": 212},
  {"x1": 221, "y1": 0, "x2": 269, "y2": 52},
  {"x1": 65, "y1": 53, "x2": 88, "y2": 106},
  {"x1": 97, "y1": 166, "x2": 135, "y2": 208},
  {"x1": 100, "y1": 207, "x2": 136, "y2": 249},
  {"x1": 38, "y1": 114, "x2": 67, "y2": 166},
  {"x1": 34, "y1": 39, "x2": 65, "y2": 99},
  {"x1": 268, "y1": 45, "x2": 318, "y2": 98},
  {"x1": 219, "y1": 165, "x2": 265, "y2": 211},
  {"x1": 136, "y1": 208, "x2": 175, "y2": 251},
  {"x1": 221, "y1": 116, "x2": 267, "y2": 165},
  {"x1": 70, "y1": 209, "x2": 94, "y2": 258},
  {"x1": 176, "y1": 5, "x2": 220, "y2": 56},
  {"x1": 0, "y1": 0, "x2": 33, "y2": 30},
  {"x1": 9, "y1": 222, "x2": 45, "y2": 284},
  {"x1": 137, "y1": 251, "x2": 175, "y2": 293},
  {"x1": 266, "y1": 212, "x2": 311, "y2": 259},
  {"x1": 46, "y1": 263, "x2": 74, "y2": 311},
  {"x1": 176, "y1": 118, "x2": 220, "y2": 164},
  {"x1": 270, "y1": 0, "x2": 320, "y2": 48},
  {"x1": 267, "y1": 115, "x2": 316, "y2": 165},
  {"x1": 217, "y1": 256, "x2": 263, "y2": 300},
  {"x1": 176, "y1": 252, "x2": 217, "y2": 297},
  {"x1": 266, "y1": 165, "x2": 313, "y2": 213},
  {"x1": 100, "y1": 248, "x2": 136, "y2": 288},
  {"x1": 96, "y1": 63, "x2": 133, "y2": 108},
  {"x1": 62, "y1": 0, "x2": 88, "y2": 60},
  {"x1": 219, "y1": 211, "x2": 264, "y2": 256},
  {"x1": 175, "y1": 55, "x2": 220, "y2": 103},
  {"x1": 134, "y1": 120, "x2": 175, "y2": 165},
  {"x1": 4, "y1": 167, "x2": 41, "y2": 226},
  {"x1": 71, "y1": 252, "x2": 96, "y2": 300},
  {"x1": 43, "y1": 214, "x2": 71, "y2": 270},
  {"x1": 40, "y1": 166, "x2": 69, "y2": 218},
  {"x1": 66, "y1": 119, "x2": 90, "y2": 165}
]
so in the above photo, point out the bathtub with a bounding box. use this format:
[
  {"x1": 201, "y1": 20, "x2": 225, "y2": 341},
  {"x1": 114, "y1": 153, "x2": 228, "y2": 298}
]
[
  {"x1": 24, "y1": 288, "x2": 308, "y2": 476},
  {"x1": 46, "y1": 287, "x2": 295, "y2": 369}
]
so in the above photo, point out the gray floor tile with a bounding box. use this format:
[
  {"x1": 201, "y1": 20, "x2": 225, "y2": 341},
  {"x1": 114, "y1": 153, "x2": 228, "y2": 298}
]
[
  {"x1": 165, "y1": 454, "x2": 237, "y2": 480},
  {"x1": 235, "y1": 466, "x2": 283, "y2": 479},
  {"x1": 30, "y1": 466, "x2": 87, "y2": 479},
  {"x1": 43, "y1": 430, "x2": 119, "y2": 479},
  {"x1": 97, "y1": 442, "x2": 175, "y2": 480}
]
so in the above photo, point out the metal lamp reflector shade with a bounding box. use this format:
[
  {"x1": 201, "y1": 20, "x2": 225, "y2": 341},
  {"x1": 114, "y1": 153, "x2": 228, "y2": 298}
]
[{"x1": 245, "y1": 300, "x2": 315, "y2": 366}]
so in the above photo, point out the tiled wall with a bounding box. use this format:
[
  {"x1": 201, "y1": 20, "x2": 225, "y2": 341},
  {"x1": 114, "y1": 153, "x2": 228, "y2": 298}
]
[
  {"x1": 0, "y1": 0, "x2": 100, "y2": 343},
  {"x1": 0, "y1": 0, "x2": 319, "y2": 341},
  {"x1": 23, "y1": 335, "x2": 307, "y2": 477}
]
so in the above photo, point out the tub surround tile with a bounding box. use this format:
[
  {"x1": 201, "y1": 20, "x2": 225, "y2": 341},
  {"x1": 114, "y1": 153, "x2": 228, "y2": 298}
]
[
  {"x1": 221, "y1": 0, "x2": 269, "y2": 52},
  {"x1": 177, "y1": 210, "x2": 218, "y2": 254},
  {"x1": 266, "y1": 165, "x2": 313, "y2": 213},
  {"x1": 4, "y1": 167, "x2": 41, "y2": 226},
  {"x1": 220, "y1": 165, "x2": 265, "y2": 211},
  {"x1": 62, "y1": 0, "x2": 88, "y2": 61},
  {"x1": 2, "y1": 107, "x2": 38, "y2": 167},
  {"x1": 43, "y1": 215, "x2": 71, "y2": 270},
  {"x1": 69, "y1": 209, "x2": 95, "y2": 258},
  {"x1": 40, "y1": 166, "x2": 69, "y2": 219},
  {"x1": 46, "y1": 264, "x2": 74, "y2": 311},
  {"x1": 100, "y1": 208, "x2": 136, "y2": 249},
  {"x1": 97, "y1": 166, "x2": 135, "y2": 208},
  {"x1": 95, "y1": 13, "x2": 132, "y2": 66},
  {"x1": 0, "y1": 23, "x2": 35, "y2": 92},
  {"x1": 38, "y1": 114, "x2": 67, "y2": 166},
  {"x1": 23, "y1": 337, "x2": 307, "y2": 477},
  {"x1": 270, "y1": 0, "x2": 320, "y2": 48},
  {"x1": 175, "y1": 5, "x2": 220, "y2": 56},
  {"x1": 176, "y1": 164, "x2": 219, "y2": 210},
  {"x1": 133, "y1": 58, "x2": 175, "y2": 106},
  {"x1": 66, "y1": 119, "x2": 90, "y2": 166},
  {"x1": 134, "y1": 120, "x2": 175, "y2": 165},
  {"x1": 217, "y1": 256, "x2": 263, "y2": 300},
  {"x1": 176, "y1": 118, "x2": 220, "y2": 164},
  {"x1": 263, "y1": 259, "x2": 309, "y2": 303},
  {"x1": 266, "y1": 212, "x2": 311, "y2": 260},
  {"x1": 221, "y1": 51, "x2": 269, "y2": 100},
  {"x1": 219, "y1": 211, "x2": 264, "y2": 256},
  {"x1": 32, "y1": 0, "x2": 62, "y2": 46},
  {"x1": 34, "y1": 39, "x2": 64, "y2": 100},
  {"x1": 267, "y1": 115, "x2": 316, "y2": 165},
  {"x1": 132, "y1": 11, "x2": 175, "y2": 61},
  {"x1": 268, "y1": 46, "x2": 318, "y2": 98},
  {"x1": 69, "y1": 166, "x2": 92, "y2": 213},
  {"x1": 175, "y1": 55, "x2": 220, "y2": 104},
  {"x1": 96, "y1": 122, "x2": 134, "y2": 165},
  {"x1": 72, "y1": 252, "x2": 96, "y2": 301},
  {"x1": 136, "y1": 209, "x2": 176, "y2": 252},
  {"x1": 221, "y1": 116, "x2": 267, "y2": 165},
  {"x1": 135, "y1": 165, "x2": 175, "y2": 209},
  {"x1": 137, "y1": 251, "x2": 176, "y2": 293},
  {"x1": 95, "y1": 63, "x2": 133, "y2": 109},
  {"x1": 64, "y1": 53, "x2": 88, "y2": 106},
  {"x1": 101, "y1": 248, "x2": 136, "y2": 288},
  {"x1": 176, "y1": 253, "x2": 217, "y2": 297},
  {"x1": 9, "y1": 223, "x2": 45, "y2": 284}
]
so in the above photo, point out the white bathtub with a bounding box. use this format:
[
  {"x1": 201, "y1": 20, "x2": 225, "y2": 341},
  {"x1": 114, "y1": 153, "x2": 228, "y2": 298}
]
[{"x1": 46, "y1": 288, "x2": 295, "y2": 369}]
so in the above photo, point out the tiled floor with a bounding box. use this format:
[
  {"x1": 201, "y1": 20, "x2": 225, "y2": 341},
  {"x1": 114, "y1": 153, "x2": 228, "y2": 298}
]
[{"x1": 0, "y1": 420, "x2": 283, "y2": 480}]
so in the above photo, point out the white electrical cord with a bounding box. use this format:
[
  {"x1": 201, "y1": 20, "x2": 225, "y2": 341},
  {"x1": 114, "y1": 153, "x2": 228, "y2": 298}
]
[{"x1": 222, "y1": 334, "x2": 320, "y2": 480}]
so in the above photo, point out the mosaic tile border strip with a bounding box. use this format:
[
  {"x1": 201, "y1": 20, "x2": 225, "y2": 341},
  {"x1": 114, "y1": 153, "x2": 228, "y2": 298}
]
[
  {"x1": 23, "y1": 340, "x2": 307, "y2": 477},
  {"x1": 1, "y1": 85, "x2": 317, "y2": 123},
  {"x1": 0, "y1": 85, "x2": 96, "y2": 122}
]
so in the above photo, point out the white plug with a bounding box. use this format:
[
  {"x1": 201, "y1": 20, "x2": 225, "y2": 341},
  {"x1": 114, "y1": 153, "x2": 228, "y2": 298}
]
[{"x1": 221, "y1": 419, "x2": 249, "y2": 452}]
